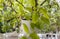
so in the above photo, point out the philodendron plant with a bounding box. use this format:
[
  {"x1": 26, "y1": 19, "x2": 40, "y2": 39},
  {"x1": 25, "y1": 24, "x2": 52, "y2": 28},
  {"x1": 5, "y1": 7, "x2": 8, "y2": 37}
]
[{"x1": 19, "y1": 0, "x2": 59, "y2": 39}]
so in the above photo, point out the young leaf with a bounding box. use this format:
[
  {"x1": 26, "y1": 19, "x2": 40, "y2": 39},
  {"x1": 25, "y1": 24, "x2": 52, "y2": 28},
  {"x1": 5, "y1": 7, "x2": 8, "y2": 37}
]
[
  {"x1": 0, "y1": 5, "x2": 3, "y2": 10},
  {"x1": 41, "y1": 16, "x2": 50, "y2": 24},
  {"x1": 40, "y1": 8, "x2": 49, "y2": 19},
  {"x1": 30, "y1": 32, "x2": 40, "y2": 39},
  {"x1": 24, "y1": 13, "x2": 31, "y2": 20},
  {"x1": 32, "y1": 12, "x2": 39, "y2": 23},
  {"x1": 23, "y1": 23, "x2": 29, "y2": 34},
  {"x1": 25, "y1": 7, "x2": 32, "y2": 12},
  {"x1": 29, "y1": 0, "x2": 35, "y2": 7},
  {"x1": 20, "y1": 36, "x2": 28, "y2": 39}
]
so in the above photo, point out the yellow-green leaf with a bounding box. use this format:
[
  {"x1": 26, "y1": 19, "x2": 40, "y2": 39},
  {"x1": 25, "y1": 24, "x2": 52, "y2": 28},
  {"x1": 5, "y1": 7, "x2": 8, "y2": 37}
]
[
  {"x1": 32, "y1": 12, "x2": 39, "y2": 23},
  {"x1": 23, "y1": 23, "x2": 29, "y2": 34},
  {"x1": 29, "y1": 0, "x2": 35, "y2": 7},
  {"x1": 20, "y1": 36, "x2": 28, "y2": 39},
  {"x1": 30, "y1": 32, "x2": 40, "y2": 39},
  {"x1": 40, "y1": 8, "x2": 49, "y2": 19},
  {"x1": 41, "y1": 16, "x2": 50, "y2": 24}
]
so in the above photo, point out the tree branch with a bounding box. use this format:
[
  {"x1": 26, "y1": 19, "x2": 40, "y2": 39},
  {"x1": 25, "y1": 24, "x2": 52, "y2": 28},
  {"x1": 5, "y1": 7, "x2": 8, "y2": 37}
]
[
  {"x1": 7, "y1": 16, "x2": 20, "y2": 22},
  {"x1": 16, "y1": 0, "x2": 25, "y2": 8},
  {"x1": 40, "y1": 0, "x2": 46, "y2": 6},
  {"x1": 35, "y1": 0, "x2": 38, "y2": 7},
  {"x1": 9, "y1": 0, "x2": 18, "y2": 13}
]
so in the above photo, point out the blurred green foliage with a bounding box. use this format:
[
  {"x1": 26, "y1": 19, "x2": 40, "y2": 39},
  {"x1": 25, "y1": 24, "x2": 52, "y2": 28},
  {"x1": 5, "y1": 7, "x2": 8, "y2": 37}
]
[{"x1": 0, "y1": 0, "x2": 60, "y2": 39}]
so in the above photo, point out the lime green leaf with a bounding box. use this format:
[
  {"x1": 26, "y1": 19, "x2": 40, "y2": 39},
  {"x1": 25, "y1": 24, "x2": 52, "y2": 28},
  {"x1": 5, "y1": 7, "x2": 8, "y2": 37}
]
[
  {"x1": 20, "y1": 36, "x2": 28, "y2": 39},
  {"x1": 0, "y1": 5, "x2": 3, "y2": 10},
  {"x1": 30, "y1": 22, "x2": 35, "y2": 29},
  {"x1": 26, "y1": 7, "x2": 32, "y2": 12},
  {"x1": 19, "y1": 0, "x2": 23, "y2": 3},
  {"x1": 19, "y1": 4, "x2": 24, "y2": 16},
  {"x1": 31, "y1": 21, "x2": 44, "y2": 30},
  {"x1": 24, "y1": 13, "x2": 31, "y2": 20},
  {"x1": 40, "y1": 8, "x2": 49, "y2": 19},
  {"x1": 0, "y1": 0, "x2": 4, "y2": 3},
  {"x1": 29, "y1": 0, "x2": 35, "y2": 7},
  {"x1": 30, "y1": 32, "x2": 40, "y2": 39},
  {"x1": 23, "y1": 23, "x2": 29, "y2": 34},
  {"x1": 32, "y1": 12, "x2": 39, "y2": 23},
  {"x1": 41, "y1": 16, "x2": 50, "y2": 24}
]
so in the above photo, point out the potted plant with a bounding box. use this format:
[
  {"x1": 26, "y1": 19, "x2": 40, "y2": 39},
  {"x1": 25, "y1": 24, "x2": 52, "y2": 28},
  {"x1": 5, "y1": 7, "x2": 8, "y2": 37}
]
[
  {"x1": 18, "y1": 0, "x2": 50, "y2": 39},
  {"x1": 18, "y1": 0, "x2": 59, "y2": 39}
]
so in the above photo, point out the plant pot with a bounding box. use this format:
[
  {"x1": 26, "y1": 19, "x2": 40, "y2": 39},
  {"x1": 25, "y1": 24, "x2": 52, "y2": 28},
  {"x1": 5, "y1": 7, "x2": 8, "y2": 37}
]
[
  {"x1": 0, "y1": 31, "x2": 18, "y2": 39},
  {"x1": 0, "y1": 33, "x2": 4, "y2": 39},
  {"x1": 5, "y1": 31, "x2": 18, "y2": 39}
]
